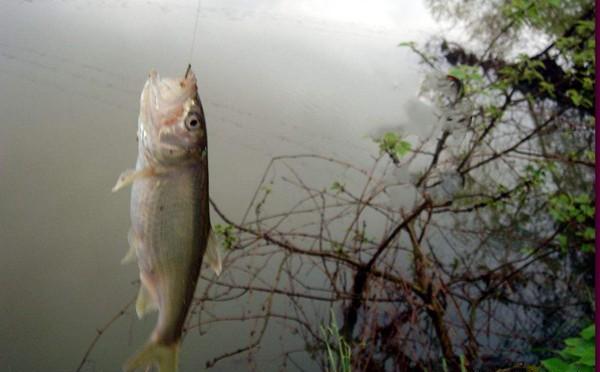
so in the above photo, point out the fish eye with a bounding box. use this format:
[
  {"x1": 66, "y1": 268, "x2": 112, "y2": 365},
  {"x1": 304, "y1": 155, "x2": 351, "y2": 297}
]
[{"x1": 185, "y1": 114, "x2": 201, "y2": 131}]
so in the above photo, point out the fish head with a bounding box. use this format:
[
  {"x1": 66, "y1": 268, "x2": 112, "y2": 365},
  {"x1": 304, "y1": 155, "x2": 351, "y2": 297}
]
[{"x1": 138, "y1": 67, "x2": 207, "y2": 165}]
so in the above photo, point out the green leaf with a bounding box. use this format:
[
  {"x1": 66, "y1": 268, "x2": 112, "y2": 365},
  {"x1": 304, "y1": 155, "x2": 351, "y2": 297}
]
[
  {"x1": 557, "y1": 349, "x2": 571, "y2": 360},
  {"x1": 557, "y1": 234, "x2": 567, "y2": 248},
  {"x1": 580, "y1": 325, "x2": 595, "y2": 340},
  {"x1": 566, "y1": 89, "x2": 583, "y2": 106},
  {"x1": 547, "y1": 0, "x2": 560, "y2": 7},
  {"x1": 331, "y1": 181, "x2": 345, "y2": 193},
  {"x1": 567, "y1": 364, "x2": 593, "y2": 372},
  {"x1": 394, "y1": 140, "x2": 412, "y2": 157},
  {"x1": 540, "y1": 81, "x2": 556, "y2": 96},
  {"x1": 582, "y1": 227, "x2": 595, "y2": 240},
  {"x1": 448, "y1": 67, "x2": 466, "y2": 81},
  {"x1": 581, "y1": 205, "x2": 594, "y2": 218},
  {"x1": 564, "y1": 338, "x2": 583, "y2": 347},
  {"x1": 579, "y1": 352, "x2": 595, "y2": 366},
  {"x1": 459, "y1": 355, "x2": 467, "y2": 372},
  {"x1": 375, "y1": 132, "x2": 411, "y2": 160},
  {"x1": 541, "y1": 358, "x2": 569, "y2": 372},
  {"x1": 576, "y1": 340, "x2": 595, "y2": 366},
  {"x1": 213, "y1": 224, "x2": 238, "y2": 251},
  {"x1": 581, "y1": 243, "x2": 594, "y2": 253},
  {"x1": 563, "y1": 343, "x2": 593, "y2": 358}
]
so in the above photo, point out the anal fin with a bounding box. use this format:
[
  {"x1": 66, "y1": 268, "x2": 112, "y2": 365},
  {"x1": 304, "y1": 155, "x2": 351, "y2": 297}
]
[{"x1": 136, "y1": 282, "x2": 158, "y2": 319}]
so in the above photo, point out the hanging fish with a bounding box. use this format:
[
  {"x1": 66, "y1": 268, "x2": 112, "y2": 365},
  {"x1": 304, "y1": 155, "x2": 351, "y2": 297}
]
[{"x1": 113, "y1": 65, "x2": 222, "y2": 372}]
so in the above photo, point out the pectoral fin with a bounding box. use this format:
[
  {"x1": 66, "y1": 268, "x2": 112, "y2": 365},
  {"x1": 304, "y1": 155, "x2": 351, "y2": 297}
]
[
  {"x1": 112, "y1": 167, "x2": 154, "y2": 192},
  {"x1": 204, "y1": 229, "x2": 222, "y2": 276},
  {"x1": 135, "y1": 283, "x2": 158, "y2": 319}
]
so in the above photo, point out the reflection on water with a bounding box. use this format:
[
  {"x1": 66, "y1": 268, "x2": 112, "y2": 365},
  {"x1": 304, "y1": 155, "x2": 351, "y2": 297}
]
[{"x1": 0, "y1": 1, "x2": 438, "y2": 370}]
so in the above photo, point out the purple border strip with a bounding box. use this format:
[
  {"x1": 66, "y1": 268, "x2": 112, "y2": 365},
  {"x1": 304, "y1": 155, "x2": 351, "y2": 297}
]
[{"x1": 594, "y1": 0, "x2": 600, "y2": 371}]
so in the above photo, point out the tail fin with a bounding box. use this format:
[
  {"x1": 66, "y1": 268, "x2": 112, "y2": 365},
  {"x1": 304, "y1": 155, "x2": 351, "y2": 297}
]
[{"x1": 123, "y1": 342, "x2": 179, "y2": 372}]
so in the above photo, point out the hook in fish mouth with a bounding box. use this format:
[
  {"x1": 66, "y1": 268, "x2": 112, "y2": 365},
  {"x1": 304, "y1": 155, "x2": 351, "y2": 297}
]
[{"x1": 184, "y1": 64, "x2": 192, "y2": 79}]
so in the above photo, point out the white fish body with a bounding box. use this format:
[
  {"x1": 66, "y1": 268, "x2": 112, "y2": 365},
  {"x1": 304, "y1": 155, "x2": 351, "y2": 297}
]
[{"x1": 113, "y1": 67, "x2": 221, "y2": 372}]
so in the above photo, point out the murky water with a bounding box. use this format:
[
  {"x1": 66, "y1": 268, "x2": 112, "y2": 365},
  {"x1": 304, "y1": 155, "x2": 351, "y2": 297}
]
[{"x1": 0, "y1": 1, "x2": 440, "y2": 371}]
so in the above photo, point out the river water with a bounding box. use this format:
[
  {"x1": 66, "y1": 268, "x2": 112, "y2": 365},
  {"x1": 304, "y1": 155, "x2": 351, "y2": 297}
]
[{"x1": 0, "y1": 1, "x2": 442, "y2": 371}]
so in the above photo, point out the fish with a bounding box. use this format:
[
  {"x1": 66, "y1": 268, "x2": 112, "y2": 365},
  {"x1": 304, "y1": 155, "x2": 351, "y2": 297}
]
[{"x1": 113, "y1": 65, "x2": 222, "y2": 372}]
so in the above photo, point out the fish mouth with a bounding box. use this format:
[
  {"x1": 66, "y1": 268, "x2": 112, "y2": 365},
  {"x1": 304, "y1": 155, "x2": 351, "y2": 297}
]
[
  {"x1": 144, "y1": 67, "x2": 198, "y2": 128},
  {"x1": 148, "y1": 68, "x2": 197, "y2": 108}
]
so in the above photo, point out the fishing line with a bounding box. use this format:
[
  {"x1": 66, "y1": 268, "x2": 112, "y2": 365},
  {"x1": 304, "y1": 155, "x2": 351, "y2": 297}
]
[{"x1": 188, "y1": 0, "x2": 202, "y2": 63}]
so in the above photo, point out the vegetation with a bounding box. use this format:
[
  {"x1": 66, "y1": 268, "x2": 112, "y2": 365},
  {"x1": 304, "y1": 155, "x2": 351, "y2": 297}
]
[
  {"x1": 197, "y1": 0, "x2": 595, "y2": 370},
  {"x1": 321, "y1": 310, "x2": 352, "y2": 372},
  {"x1": 541, "y1": 324, "x2": 595, "y2": 371}
]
